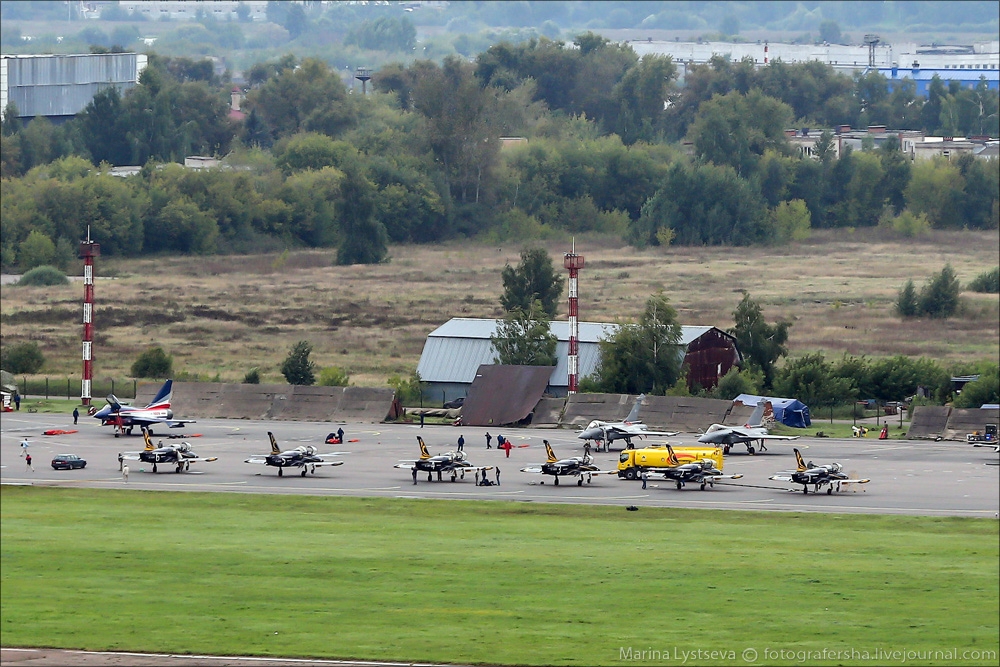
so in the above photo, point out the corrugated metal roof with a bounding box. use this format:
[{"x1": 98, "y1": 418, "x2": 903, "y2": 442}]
[{"x1": 417, "y1": 318, "x2": 729, "y2": 388}]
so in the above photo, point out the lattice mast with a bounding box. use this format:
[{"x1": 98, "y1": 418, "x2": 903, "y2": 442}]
[
  {"x1": 563, "y1": 241, "x2": 585, "y2": 394},
  {"x1": 79, "y1": 227, "x2": 100, "y2": 406}
]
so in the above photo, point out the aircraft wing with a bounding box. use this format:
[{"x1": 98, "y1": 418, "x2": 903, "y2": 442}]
[
  {"x1": 616, "y1": 425, "x2": 680, "y2": 438},
  {"x1": 839, "y1": 478, "x2": 870, "y2": 485},
  {"x1": 120, "y1": 452, "x2": 144, "y2": 461},
  {"x1": 121, "y1": 416, "x2": 197, "y2": 428},
  {"x1": 570, "y1": 468, "x2": 618, "y2": 476},
  {"x1": 519, "y1": 466, "x2": 544, "y2": 474},
  {"x1": 312, "y1": 460, "x2": 344, "y2": 467},
  {"x1": 769, "y1": 474, "x2": 794, "y2": 481},
  {"x1": 729, "y1": 428, "x2": 798, "y2": 441},
  {"x1": 394, "y1": 462, "x2": 417, "y2": 469}
]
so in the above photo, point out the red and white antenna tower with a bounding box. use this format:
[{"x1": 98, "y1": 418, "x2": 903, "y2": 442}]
[
  {"x1": 79, "y1": 227, "x2": 100, "y2": 406},
  {"x1": 563, "y1": 240, "x2": 585, "y2": 395}
]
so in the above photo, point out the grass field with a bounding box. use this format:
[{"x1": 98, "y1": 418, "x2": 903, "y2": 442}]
[
  {"x1": 2, "y1": 230, "x2": 997, "y2": 391},
  {"x1": 1, "y1": 488, "x2": 996, "y2": 665}
]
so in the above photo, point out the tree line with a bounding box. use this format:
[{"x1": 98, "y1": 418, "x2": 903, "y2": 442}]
[{"x1": 2, "y1": 42, "x2": 998, "y2": 272}]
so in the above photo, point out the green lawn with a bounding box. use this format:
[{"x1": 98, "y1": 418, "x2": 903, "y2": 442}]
[{"x1": 1, "y1": 488, "x2": 997, "y2": 666}]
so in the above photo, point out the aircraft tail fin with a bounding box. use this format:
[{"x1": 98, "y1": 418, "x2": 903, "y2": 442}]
[
  {"x1": 624, "y1": 394, "x2": 645, "y2": 423},
  {"x1": 665, "y1": 443, "x2": 680, "y2": 466},
  {"x1": 746, "y1": 401, "x2": 766, "y2": 427},
  {"x1": 143, "y1": 428, "x2": 154, "y2": 451},
  {"x1": 145, "y1": 380, "x2": 173, "y2": 409},
  {"x1": 544, "y1": 440, "x2": 557, "y2": 463},
  {"x1": 268, "y1": 432, "x2": 280, "y2": 455},
  {"x1": 794, "y1": 448, "x2": 807, "y2": 472},
  {"x1": 417, "y1": 436, "x2": 431, "y2": 459}
]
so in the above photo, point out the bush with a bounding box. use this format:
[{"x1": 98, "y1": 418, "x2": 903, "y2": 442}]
[
  {"x1": 130, "y1": 347, "x2": 173, "y2": 378},
  {"x1": 387, "y1": 372, "x2": 421, "y2": 404},
  {"x1": 281, "y1": 341, "x2": 316, "y2": 385},
  {"x1": 895, "y1": 279, "x2": 918, "y2": 317},
  {"x1": 243, "y1": 367, "x2": 261, "y2": 384},
  {"x1": 967, "y1": 267, "x2": 999, "y2": 293},
  {"x1": 318, "y1": 366, "x2": 350, "y2": 387},
  {"x1": 918, "y1": 264, "x2": 960, "y2": 319},
  {"x1": 0, "y1": 341, "x2": 45, "y2": 374},
  {"x1": 17, "y1": 265, "x2": 69, "y2": 286}
]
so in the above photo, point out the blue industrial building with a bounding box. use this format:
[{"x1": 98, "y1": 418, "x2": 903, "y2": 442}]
[{"x1": 879, "y1": 66, "x2": 999, "y2": 95}]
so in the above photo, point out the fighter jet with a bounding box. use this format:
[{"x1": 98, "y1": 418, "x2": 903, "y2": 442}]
[
  {"x1": 244, "y1": 432, "x2": 345, "y2": 477},
  {"x1": 697, "y1": 401, "x2": 799, "y2": 454},
  {"x1": 394, "y1": 436, "x2": 491, "y2": 482},
  {"x1": 120, "y1": 428, "x2": 217, "y2": 473},
  {"x1": 577, "y1": 394, "x2": 679, "y2": 450},
  {"x1": 520, "y1": 440, "x2": 619, "y2": 486},
  {"x1": 769, "y1": 448, "x2": 870, "y2": 494},
  {"x1": 92, "y1": 380, "x2": 196, "y2": 436},
  {"x1": 643, "y1": 443, "x2": 744, "y2": 491}
]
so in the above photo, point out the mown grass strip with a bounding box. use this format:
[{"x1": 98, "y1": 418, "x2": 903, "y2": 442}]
[{"x1": 1, "y1": 488, "x2": 997, "y2": 665}]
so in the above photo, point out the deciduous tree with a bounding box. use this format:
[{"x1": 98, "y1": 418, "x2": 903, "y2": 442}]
[{"x1": 490, "y1": 300, "x2": 557, "y2": 366}]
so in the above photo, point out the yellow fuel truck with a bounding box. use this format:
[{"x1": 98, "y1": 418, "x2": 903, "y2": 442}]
[{"x1": 618, "y1": 444, "x2": 724, "y2": 479}]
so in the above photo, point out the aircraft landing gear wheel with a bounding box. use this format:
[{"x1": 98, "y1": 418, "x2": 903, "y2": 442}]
[
  {"x1": 152, "y1": 463, "x2": 157, "y2": 473},
  {"x1": 176, "y1": 465, "x2": 183, "y2": 473},
  {"x1": 554, "y1": 476, "x2": 559, "y2": 486},
  {"x1": 278, "y1": 468, "x2": 283, "y2": 477},
  {"x1": 748, "y1": 446, "x2": 755, "y2": 455},
  {"x1": 451, "y1": 475, "x2": 457, "y2": 482},
  {"x1": 700, "y1": 483, "x2": 706, "y2": 491},
  {"x1": 723, "y1": 445, "x2": 730, "y2": 454},
  {"x1": 625, "y1": 469, "x2": 637, "y2": 480},
  {"x1": 301, "y1": 469, "x2": 307, "y2": 477},
  {"x1": 185, "y1": 461, "x2": 190, "y2": 471},
  {"x1": 802, "y1": 487, "x2": 808, "y2": 494},
  {"x1": 827, "y1": 487, "x2": 833, "y2": 495},
  {"x1": 676, "y1": 481, "x2": 683, "y2": 490},
  {"x1": 427, "y1": 473, "x2": 433, "y2": 482},
  {"x1": 577, "y1": 478, "x2": 583, "y2": 486}
]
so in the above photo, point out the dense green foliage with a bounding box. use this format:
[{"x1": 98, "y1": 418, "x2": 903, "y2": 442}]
[
  {"x1": 968, "y1": 266, "x2": 1000, "y2": 293},
  {"x1": 1, "y1": 36, "x2": 997, "y2": 270},
  {"x1": 242, "y1": 367, "x2": 261, "y2": 384},
  {"x1": 587, "y1": 292, "x2": 683, "y2": 395},
  {"x1": 16, "y1": 265, "x2": 68, "y2": 286},
  {"x1": 499, "y1": 248, "x2": 565, "y2": 318},
  {"x1": 490, "y1": 300, "x2": 558, "y2": 366},
  {"x1": 897, "y1": 264, "x2": 963, "y2": 319},
  {"x1": 280, "y1": 340, "x2": 316, "y2": 385},
  {"x1": 0, "y1": 341, "x2": 45, "y2": 374},
  {"x1": 729, "y1": 294, "x2": 791, "y2": 390},
  {"x1": 952, "y1": 364, "x2": 1000, "y2": 408},
  {"x1": 129, "y1": 347, "x2": 173, "y2": 379},
  {"x1": 318, "y1": 366, "x2": 350, "y2": 387}
]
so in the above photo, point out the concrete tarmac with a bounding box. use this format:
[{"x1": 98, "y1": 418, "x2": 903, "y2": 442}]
[{"x1": 2, "y1": 412, "x2": 997, "y2": 517}]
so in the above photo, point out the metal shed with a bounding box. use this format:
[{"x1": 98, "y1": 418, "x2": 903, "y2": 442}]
[{"x1": 416, "y1": 318, "x2": 741, "y2": 403}]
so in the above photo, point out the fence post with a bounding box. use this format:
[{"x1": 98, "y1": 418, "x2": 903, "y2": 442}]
[
  {"x1": 45, "y1": 377, "x2": 49, "y2": 399},
  {"x1": 133, "y1": 379, "x2": 137, "y2": 399},
  {"x1": 67, "y1": 378, "x2": 70, "y2": 400}
]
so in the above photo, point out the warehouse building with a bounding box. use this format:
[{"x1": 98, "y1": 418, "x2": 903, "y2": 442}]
[{"x1": 416, "y1": 318, "x2": 741, "y2": 404}]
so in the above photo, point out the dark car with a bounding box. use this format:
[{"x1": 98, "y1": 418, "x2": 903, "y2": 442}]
[
  {"x1": 51, "y1": 454, "x2": 87, "y2": 470},
  {"x1": 443, "y1": 397, "x2": 465, "y2": 409}
]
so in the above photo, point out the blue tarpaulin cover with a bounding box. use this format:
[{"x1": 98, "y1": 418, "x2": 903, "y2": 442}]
[{"x1": 734, "y1": 394, "x2": 812, "y2": 428}]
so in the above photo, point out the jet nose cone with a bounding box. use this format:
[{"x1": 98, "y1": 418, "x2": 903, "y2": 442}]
[
  {"x1": 696, "y1": 434, "x2": 710, "y2": 443},
  {"x1": 578, "y1": 429, "x2": 597, "y2": 440}
]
